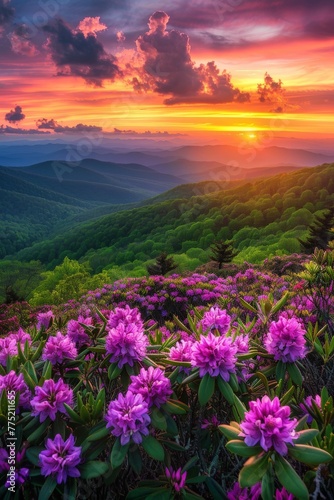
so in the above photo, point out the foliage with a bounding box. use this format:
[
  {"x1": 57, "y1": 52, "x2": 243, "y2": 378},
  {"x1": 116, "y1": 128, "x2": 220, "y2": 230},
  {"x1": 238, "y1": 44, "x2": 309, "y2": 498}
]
[
  {"x1": 299, "y1": 207, "x2": 334, "y2": 254},
  {"x1": 210, "y1": 240, "x2": 238, "y2": 269},
  {"x1": 147, "y1": 252, "x2": 178, "y2": 276}
]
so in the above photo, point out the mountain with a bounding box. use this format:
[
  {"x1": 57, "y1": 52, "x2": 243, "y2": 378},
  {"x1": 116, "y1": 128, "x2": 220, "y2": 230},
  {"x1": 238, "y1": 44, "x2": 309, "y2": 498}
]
[{"x1": 12, "y1": 163, "x2": 334, "y2": 271}]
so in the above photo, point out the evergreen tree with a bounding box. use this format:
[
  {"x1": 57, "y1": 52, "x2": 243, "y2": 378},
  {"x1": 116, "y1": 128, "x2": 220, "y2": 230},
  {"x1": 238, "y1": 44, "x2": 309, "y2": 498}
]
[
  {"x1": 210, "y1": 240, "x2": 238, "y2": 269},
  {"x1": 298, "y1": 208, "x2": 334, "y2": 254},
  {"x1": 147, "y1": 252, "x2": 177, "y2": 276}
]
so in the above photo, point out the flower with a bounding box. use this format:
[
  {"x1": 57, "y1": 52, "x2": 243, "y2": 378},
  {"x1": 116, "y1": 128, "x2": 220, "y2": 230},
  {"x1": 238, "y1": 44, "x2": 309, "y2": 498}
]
[
  {"x1": 37, "y1": 310, "x2": 54, "y2": 330},
  {"x1": 0, "y1": 448, "x2": 29, "y2": 488},
  {"x1": 191, "y1": 332, "x2": 237, "y2": 380},
  {"x1": 128, "y1": 366, "x2": 172, "y2": 408},
  {"x1": 8, "y1": 327, "x2": 32, "y2": 347},
  {"x1": 39, "y1": 434, "x2": 81, "y2": 484},
  {"x1": 42, "y1": 332, "x2": 78, "y2": 365},
  {"x1": 239, "y1": 395, "x2": 298, "y2": 455},
  {"x1": 0, "y1": 370, "x2": 31, "y2": 409},
  {"x1": 106, "y1": 322, "x2": 148, "y2": 368},
  {"x1": 233, "y1": 334, "x2": 249, "y2": 353},
  {"x1": 300, "y1": 394, "x2": 321, "y2": 424},
  {"x1": 200, "y1": 306, "x2": 231, "y2": 334},
  {"x1": 169, "y1": 340, "x2": 193, "y2": 372},
  {"x1": 264, "y1": 316, "x2": 307, "y2": 363},
  {"x1": 107, "y1": 305, "x2": 143, "y2": 330},
  {"x1": 227, "y1": 482, "x2": 261, "y2": 500},
  {"x1": 165, "y1": 466, "x2": 187, "y2": 493},
  {"x1": 276, "y1": 487, "x2": 294, "y2": 500},
  {"x1": 105, "y1": 391, "x2": 150, "y2": 445},
  {"x1": 0, "y1": 338, "x2": 17, "y2": 366},
  {"x1": 67, "y1": 315, "x2": 92, "y2": 346},
  {"x1": 31, "y1": 378, "x2": 74, "y2": 422},
  {"x1": 201, "y1": 415, "x2": 220, "y2": 430}
]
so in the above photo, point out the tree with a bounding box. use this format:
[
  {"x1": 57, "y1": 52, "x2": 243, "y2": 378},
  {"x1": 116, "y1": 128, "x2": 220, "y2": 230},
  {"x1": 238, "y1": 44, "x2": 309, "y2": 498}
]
[
  {"x1": 147, "y1": 252, "x2": 177, "y2": 276},
  {"x1": 298, "y1": 208, "x2": 334, "y2": 254},
  {"x1": 210, "y1": 240, "x2": 238, "y2": 269}
]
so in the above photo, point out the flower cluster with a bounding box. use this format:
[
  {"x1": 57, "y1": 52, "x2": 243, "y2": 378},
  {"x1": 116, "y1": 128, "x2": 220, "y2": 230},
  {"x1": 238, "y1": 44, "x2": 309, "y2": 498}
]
[
  {"x1": 67, "y1": 315, "x2": 92, "y2": 346},
  {"x1": 128, "y1": 366, "x2": 172, "y2": 408},
  {"x1": 42, "y1": 331, "x2": 78, "y2": 364},
  {"x1": 239, "y1": 395, "x2": 298, "y2": 455},
  {"x1": 31, "y1": 378, "x2": 73, "y2": 422},
  {"x1": 0, "y1": 370, "x2": 31, "y2": 409},
  {"x1": 105, "y1": 391, "x2": 150, "y2": 445},
  {"x1": 264, "y1": 315, "x2": 307, "y2": 363},
  {"x1": 106, "y1": 322, "x2": 148, "y2": 368},
  {"x1": 191, "y1": 332, "x2": 237, "y2": 380},
  {"x1": 200, "y1": 306, "x2": 231, "y2": 334},
  {"x1": 39, "y1": 434, "x2": 81, "y2": 484},
  {"x1": 165, "y1": 466, "x2": 187, "y2": 493}
]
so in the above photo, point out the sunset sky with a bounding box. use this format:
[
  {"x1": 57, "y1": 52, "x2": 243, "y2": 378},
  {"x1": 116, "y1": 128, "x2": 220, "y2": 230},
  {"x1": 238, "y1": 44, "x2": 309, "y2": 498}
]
[{"x1": 1, "y1": 0, "x2": 334, "y2": 147}]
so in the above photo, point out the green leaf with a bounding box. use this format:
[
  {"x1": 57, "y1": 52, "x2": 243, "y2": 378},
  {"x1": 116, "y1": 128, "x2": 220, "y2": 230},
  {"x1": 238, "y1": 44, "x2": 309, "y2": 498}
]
[
  {"x1": 272, "y1": 292, "x2": 289, "y2": 314},
  {"x1": 239, "y1": 297, "x2": 257, "y2": 314},
  {"x1": 286, "y1": 363, "x2": 303, "y2": 385},
  {"x1": 64, "y1": 478, "x2": 77, "y2": 500},
  {"x1": 126, "y1": 487, "x2": 164, "y2": 500},
  {"x1": 239, "y1": 453, "x2": 270, "y2": 488},
  {"x1": 86, "y1": 425, "x2": 110, "y2": 442},
  {"x1": 38, "y1": 475, "x2": 57, "y2": 500},
  {"x1": 229, "y1": 373, "x2": 239, "y2": 393},
  {"x1": 108, "y1": 363, "x2": 122, "y2": 381},
  {"x1": 26, "y1": 446, "x2": 44, "y2": 467},
  {"x1": 233, "y1": 395, "x2": 246, "y2": 421},
  {"x1": 163, "y1": 399, "x2": 189, "y2": 415},
  {"x1": 205, "y1": 477, "x2": 227, "y2": 500},
  {"x1": 198, "y1": 374, "x2": 215, "y2": 406},
  {"x1": 226, "y1": 440, "x2": 263, "y2": 457},
  {"x1": 128, "y1": 446, "x2": 142, "y2": 475},
  {"x1": 217, "y1": 377, "x2": 234, "y2": 404},
  {"x1": 147, "y1": 489, "x2": 172, "y2": 499},
  {"x1": 274, "y1": 455, "x2": 309, "y2": 500},
  {"x1": 288, "y1": 444, "x2": 333, "y2": 466},
  {"x1": 219, "y1": 424, "x2": 241, "y2": 440},
  {"x1": 142, "y1": 435, "x2": 165, "y2": 461},
  {"x1": 261, "y1": 468, "x2": 275, "y2": 500},
  {"x1": 159, "y1": 439, "x2": 185, "y2": 452},
  {"x1": 63, "y1": 403, "x2": 83, "y2": 424},
  {"x1": 110, "y1": 438, "x2": 129, "y2": 468},
  {"x1": 151, "y1": 408, "x2": 167, "y2": 431},
  {"x1": 294, "y1": 430, "x2": 320, "y2": 444},
  {"x1": 275, "y1": 361, "x2": 286, "y2": 381},
  {"x1": 79, "y1": 461, "x2": 109, "y2": 479},
  {"x1": 27, "y1": 419, "x2": 49, "y2": 443}
]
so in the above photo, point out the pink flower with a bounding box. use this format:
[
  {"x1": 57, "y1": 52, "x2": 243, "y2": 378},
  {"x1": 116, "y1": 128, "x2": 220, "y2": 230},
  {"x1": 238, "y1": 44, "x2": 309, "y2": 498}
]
[
  {"x1": 227, "y1": 482, "x2": 261, "y2": 500},
  {"x1": 42, "y1": 332, "x2": 78, "y2": 365},
  {"x1": 169, "y1": 340, "x2": 193, "y2": 372},
  {"x1": 67, "y1": 315, "x2": 92, "y2": 346},
  {"x1": 239, "y1": 395, "x2": 298, "y2": 455},
  {"x1": 200, "y1": 307, "x2": 231, "y2": 334},
  {"x1": 39, "y1": 434, "x2": 81, "y2": 484},
  {"x1": 31, "y1": 378, "x2": 74, "y2": 422},
  {"x1": 264, "y1": 316, "x2": 307, "y2": 363},
  {"x1": 191, "y1": 332, "x2": 237, "y2": 380},
  {"x1": 0, "y1": 338, "x2": 18, "y2": 366},
  {"x1": 128, "y1": 366, "x2": 172, "y2": 408},
  {"x1": 107, "y1": 305, "x2": 143, "y2": 330},
  {"x1": 36, "y1": 311, "x2": 54, "y2": 330},
  {"x1": 106, "y1": 322, "x2": 148, "y2": 368},
  {"x1": 165, "y1": 467, "x2": 187, "y2": 493},
  {"x1": 0, "y1": 370, "x2": 31, "y2": 409}
]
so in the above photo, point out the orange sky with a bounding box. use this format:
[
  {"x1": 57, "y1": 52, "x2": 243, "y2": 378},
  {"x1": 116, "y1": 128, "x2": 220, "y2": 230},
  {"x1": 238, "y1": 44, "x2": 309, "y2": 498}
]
[{"x1": 1, "y1": 0, "x2": 334, "y2": 146}]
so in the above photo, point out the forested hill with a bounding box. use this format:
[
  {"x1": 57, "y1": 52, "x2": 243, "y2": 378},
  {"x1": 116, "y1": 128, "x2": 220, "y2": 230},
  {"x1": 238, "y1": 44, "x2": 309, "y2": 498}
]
[{"x1": 11, "y1": 163, "x2": 334, "y2": 272}]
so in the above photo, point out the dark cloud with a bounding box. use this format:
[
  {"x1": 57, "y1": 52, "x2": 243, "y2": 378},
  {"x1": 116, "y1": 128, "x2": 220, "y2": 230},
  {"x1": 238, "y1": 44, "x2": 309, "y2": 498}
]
[
  {"x1": 112, "y1": 128, "x2": 184, "y2": 137},
  {"x1": 0, "y1": 0, "x2": 14, "y2": 27},
  {"x1": 43, "y1": 18, "x2": 121, "y2": 86},
  {"x1": 135, "y1": 11, "x2": 249, "y2": 105},
  {"x1": 257, "y1": 73, "x2": 287, "y2": 112},
  {"x1": 0, "y1": 125, "x2": 48, "y2": 135},
  {"x1": 36, "y1": 118, "x2": 102, "y2": 133},
  {"x1": 8, "y1": 24, "x2": 38, "y2": 56},
  {"x1": 5, "y1": 105, "x2": 25, "y2": 123},
  {"x1": 304, "y1": 19, "x2": 334, "y2": 39}
]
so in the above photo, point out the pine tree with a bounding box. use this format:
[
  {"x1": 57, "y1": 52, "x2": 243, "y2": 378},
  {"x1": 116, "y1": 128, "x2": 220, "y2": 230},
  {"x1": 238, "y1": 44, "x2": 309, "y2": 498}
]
[
  {"x1": 210, "y1": 240, "x2": 238, "y2": 269},
  {"x1": 147, "y1": 252, "x2": 177, "y2": 276},
  {"x1": 298, "y1": 207, "x2": 334, "y2": 254}
]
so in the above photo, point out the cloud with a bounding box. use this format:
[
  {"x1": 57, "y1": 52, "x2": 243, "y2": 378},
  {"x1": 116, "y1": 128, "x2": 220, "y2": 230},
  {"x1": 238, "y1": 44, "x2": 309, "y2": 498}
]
[
  {"x1": 77, "y1": 17, "x2": 107, "y2": 37},
  {"x1": 112, "y1": 128, "x2": 185, "y2": 137},
  {"x1": 0, "y1": 125, "x2": 49, "y2": 135},
  {"x1": 257, "y1": 73, "x2": 287, "y2": 112},
  {"x1": 43, "y1": 18, "x2": 121, "y2": 86},
  {"x1": 36, "y1": 118, "x2": 102, "y2": 133},
  {"x1": 116, "y1": 30, "x2": 125, "y2": 42},
  {"x1": 0, "y1": 0, "x2": 14, "y2": 29},
  {"x1": 134, "y1": 11, "x2": 249, "y2": 105},
  {"x1": 8, "y1": 24, "x2": 39, "y2": 56},
  {"x1": 5, "y1": 105, "x2": 25, "y2": 123}
]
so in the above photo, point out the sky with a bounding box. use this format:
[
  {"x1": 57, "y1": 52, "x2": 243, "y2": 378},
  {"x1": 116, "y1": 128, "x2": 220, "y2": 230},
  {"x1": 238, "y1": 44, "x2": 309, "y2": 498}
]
[{"x1": 0, "y1": 0, "x2": 334, "y2": 148}]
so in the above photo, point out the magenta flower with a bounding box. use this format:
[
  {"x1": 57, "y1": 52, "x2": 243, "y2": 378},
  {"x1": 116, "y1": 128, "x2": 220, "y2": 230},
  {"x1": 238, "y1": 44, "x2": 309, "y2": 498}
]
[
  {"x1": 227, "y1": 482, "x2": 261, "y2": 500},
  {"x1": 37, "y1": 310, "x2": 54, "y2": 330},
  {"x1": 105, "y1": 391, "x2": 150, "y2": 445},
  {"x1": 191, "y1": 332, "x2": 237, "y2": 380},
  {"x1": 233, "y1": 334, "x2": 249, "y2": 353},
  {"x1": 239, "y1": 395, "x2": 298, "y2": 455},
  {"x1": 31, "y1": 378, "x2": 74, "y2": 422},
  {"x1": 200, "y1": 306, "x2": 231, "y2": 334},
  {"x1": 39, "y1": 434, "x2": 81, "y2": 484},
  {"x1": 128, "y1": 366, "x2": 172, "y2": 408},
  {"x1": 8, "y1": 328, "x2": 32, "y2": 347},
  {"x1": 165, "y1": 466, "x2": 187, "y2": 493},
  {"x1": 300, "y1": 394, "x2": 321, "y2": 423},
  {"x1": 0, "y1": 448, "x2": 29, "y2": 488},
  {"x1": 264, "y1": 316, "x2": 307, "y2": 363},
  {"x1": 42, "y1": 332, "x2": 78, "y2": 365},
  {"x1": 67, "y1": 315, "x2": 92, "y2": 347},
  {"x1": 276, "y1": 488, "x2": 294, "y2": 500},
  {"x1": 107, "y1": 305, "x2": 143, "y2": 330},
  {"x1": 169, "y1": 340, "x2": 193, "y2": 372},
  {"x1": 0, "y1": 370, "x2": 31, "y2": 409},
  {"x1": 106, "y1": 322, "x2": 148, "y2": 368},
  {"x1": 0, "y1": 338, "x2": 18, "y2": 366}
]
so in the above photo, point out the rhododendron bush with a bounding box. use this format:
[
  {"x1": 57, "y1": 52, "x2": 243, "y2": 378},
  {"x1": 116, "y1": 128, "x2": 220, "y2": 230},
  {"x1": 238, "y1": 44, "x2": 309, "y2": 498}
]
[{"x1": 0, "y1": 251, "x2": 334, "y2": 499}]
